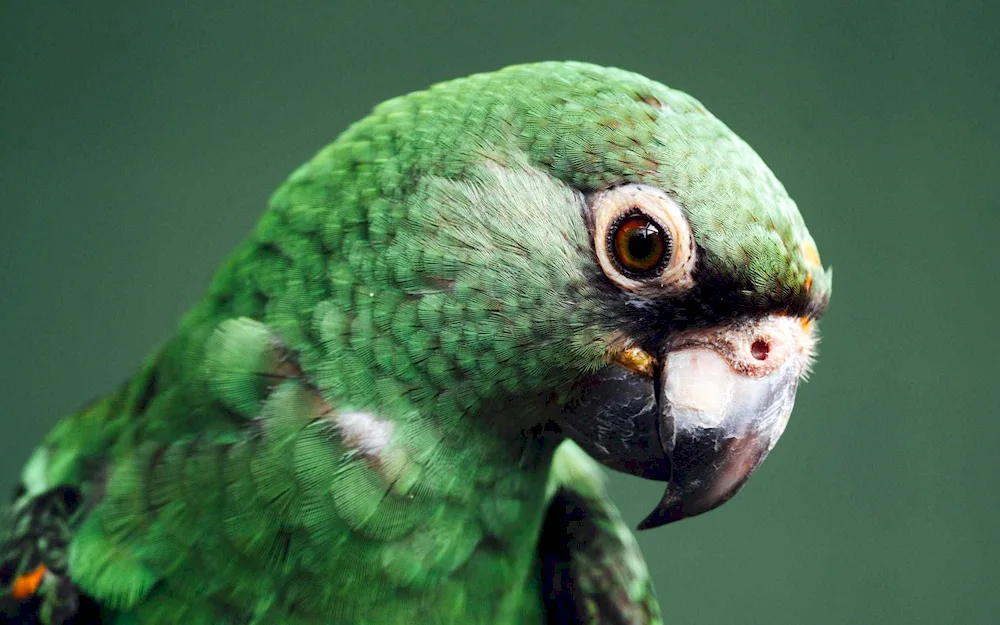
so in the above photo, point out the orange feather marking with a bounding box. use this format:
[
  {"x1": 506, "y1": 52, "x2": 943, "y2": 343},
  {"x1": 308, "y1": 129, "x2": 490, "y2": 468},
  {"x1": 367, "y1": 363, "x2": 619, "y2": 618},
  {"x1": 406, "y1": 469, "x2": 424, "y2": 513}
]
[{"x1": 11, "y1": 563, "x2": 47, "y2": 599}]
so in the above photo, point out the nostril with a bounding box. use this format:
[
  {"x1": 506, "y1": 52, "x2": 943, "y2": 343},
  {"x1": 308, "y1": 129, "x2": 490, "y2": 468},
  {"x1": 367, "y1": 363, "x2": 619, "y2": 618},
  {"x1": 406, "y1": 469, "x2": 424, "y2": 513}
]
[{"x1": 751, "y1": 339, "x2": 770, "y2": 361}]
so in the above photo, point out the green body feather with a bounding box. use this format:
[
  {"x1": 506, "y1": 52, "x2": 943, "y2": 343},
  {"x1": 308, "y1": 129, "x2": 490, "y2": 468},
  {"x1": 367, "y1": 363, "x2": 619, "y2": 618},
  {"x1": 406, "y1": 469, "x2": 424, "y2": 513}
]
[{"x1": 1, "y1": 61, "x2": 828, "y2": 624}]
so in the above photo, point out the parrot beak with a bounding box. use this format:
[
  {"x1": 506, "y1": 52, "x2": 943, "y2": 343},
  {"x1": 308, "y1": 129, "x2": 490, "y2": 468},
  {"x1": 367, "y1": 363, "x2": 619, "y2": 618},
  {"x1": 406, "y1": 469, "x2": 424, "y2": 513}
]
[{"x1": 560, "y1": 315, "x2": 816, "y2": 529}]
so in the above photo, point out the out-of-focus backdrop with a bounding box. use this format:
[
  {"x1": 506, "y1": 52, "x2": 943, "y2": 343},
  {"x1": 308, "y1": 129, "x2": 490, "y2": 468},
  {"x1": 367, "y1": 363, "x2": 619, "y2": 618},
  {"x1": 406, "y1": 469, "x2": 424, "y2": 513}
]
[{"x1": 2, "y1": 2, "x2": 997, "y2": 622}]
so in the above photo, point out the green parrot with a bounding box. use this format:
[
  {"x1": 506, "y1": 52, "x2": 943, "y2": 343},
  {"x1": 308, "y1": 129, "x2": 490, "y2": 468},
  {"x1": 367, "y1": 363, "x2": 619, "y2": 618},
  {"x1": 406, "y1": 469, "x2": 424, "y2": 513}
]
[{"x1": 0, "y1": 61, "x2": 830, "y2": 624}]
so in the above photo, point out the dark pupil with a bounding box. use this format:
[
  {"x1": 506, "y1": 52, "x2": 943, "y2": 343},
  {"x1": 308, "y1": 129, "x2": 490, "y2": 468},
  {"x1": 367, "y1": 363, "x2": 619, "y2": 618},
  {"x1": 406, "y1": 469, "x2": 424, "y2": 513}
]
[
  {"x1": 628, "y1": 224, "x2": 659, "y2": 260},
  {"x1": 611, "y1": 213, "x2": 668, "y2": 274}
]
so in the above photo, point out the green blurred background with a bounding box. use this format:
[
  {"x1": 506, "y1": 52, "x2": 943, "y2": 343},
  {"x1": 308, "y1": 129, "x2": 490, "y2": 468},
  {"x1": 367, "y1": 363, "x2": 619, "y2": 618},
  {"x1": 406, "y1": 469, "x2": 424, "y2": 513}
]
[{"x1": 1, "y1": 2, "x2": 997, "y2": 622}]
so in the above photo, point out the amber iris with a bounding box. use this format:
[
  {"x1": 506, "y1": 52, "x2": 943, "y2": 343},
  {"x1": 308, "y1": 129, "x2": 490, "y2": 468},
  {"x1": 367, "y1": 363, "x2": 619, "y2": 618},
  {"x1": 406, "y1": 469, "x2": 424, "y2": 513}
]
[{"x1": 611, "y1": 214, "x2": 669, "y2": 274}]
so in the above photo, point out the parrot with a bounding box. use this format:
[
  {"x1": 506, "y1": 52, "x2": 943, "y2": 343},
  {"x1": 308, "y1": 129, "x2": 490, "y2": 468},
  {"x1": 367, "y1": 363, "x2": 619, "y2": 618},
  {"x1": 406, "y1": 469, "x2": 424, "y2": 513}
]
[{"x1": 0, "y1": 61, "x2": 830, "y2": 624}]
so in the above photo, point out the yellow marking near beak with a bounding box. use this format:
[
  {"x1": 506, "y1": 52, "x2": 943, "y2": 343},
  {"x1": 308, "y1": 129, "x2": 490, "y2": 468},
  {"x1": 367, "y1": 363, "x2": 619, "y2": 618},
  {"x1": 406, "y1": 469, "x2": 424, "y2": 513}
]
[
  {"x1": 801, "y1": 239, "x2": 822, "y2": 267},
  {"x1": 612, "y1": 345, "x2": 656, "y2": 378}
]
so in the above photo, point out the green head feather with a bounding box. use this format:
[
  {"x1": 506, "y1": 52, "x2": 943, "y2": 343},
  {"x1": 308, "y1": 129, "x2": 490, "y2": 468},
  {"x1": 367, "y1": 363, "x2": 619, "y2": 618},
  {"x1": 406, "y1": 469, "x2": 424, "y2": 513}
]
[{"x1": 228, "y1": 61, "x2": 830, "y2": 423}]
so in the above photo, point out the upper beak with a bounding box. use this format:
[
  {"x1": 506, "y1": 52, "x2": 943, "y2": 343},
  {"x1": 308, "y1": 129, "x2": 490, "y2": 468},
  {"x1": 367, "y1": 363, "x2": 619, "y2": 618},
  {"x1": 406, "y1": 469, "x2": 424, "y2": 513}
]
[{"x1": 560, "y1": 314, "x2": 816, "y2": 529}]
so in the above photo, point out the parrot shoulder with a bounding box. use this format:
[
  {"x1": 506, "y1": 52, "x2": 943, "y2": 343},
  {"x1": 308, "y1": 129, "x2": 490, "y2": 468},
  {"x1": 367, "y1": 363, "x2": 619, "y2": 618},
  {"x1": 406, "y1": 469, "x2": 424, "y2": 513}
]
[{"x1": 0, "y1": 316, "x2": 330, "y2": 624}]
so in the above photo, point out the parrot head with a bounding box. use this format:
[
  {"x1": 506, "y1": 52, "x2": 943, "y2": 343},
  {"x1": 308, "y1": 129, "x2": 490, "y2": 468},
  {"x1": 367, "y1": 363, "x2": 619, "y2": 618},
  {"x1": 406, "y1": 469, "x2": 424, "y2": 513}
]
[
  {"x1": 558, "y1": 180, "x2": 829, "y2": 529},
  {"x1": 542, "y1": 76, "x2": 831, "y2": 528},
  {"x1": 301, "y1": 62, "x2": 831, "y2": 529}
]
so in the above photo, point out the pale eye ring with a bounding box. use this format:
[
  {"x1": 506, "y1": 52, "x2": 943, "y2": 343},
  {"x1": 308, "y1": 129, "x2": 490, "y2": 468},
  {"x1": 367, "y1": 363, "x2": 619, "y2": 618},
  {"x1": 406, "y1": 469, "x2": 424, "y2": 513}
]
[{"x1": 591, "y1": 184, "x2": 696, "y2": 292}]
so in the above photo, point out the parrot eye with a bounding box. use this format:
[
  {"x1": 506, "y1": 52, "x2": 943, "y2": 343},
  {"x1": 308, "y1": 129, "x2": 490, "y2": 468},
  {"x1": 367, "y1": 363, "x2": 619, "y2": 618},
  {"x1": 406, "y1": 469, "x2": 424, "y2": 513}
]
[
  {"x1": 610, "y1": 213, "x2": 669, "y2": 275},
  {"x1": 591, "y1": 184, "x2": 696, "y2": 293}
]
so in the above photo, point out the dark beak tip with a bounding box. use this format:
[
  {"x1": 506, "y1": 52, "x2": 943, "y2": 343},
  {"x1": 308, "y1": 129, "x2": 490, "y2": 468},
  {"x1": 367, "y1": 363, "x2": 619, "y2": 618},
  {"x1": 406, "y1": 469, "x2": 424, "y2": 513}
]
[
  {"x1": 636, "y1": 439, "x2": 769, "y2": 530},
  {"x1": 635, "y1": 489, "x2": 707, "y2": 530},
  {"x1": 635, "y1": 491, "x2": 729, "y2": 530},
  {"x1": 636, "y1": 507, "x2": 682, "y2": 531},
  {"x1": 635, "y1": 486, "x2": 688, "y2": 530}
]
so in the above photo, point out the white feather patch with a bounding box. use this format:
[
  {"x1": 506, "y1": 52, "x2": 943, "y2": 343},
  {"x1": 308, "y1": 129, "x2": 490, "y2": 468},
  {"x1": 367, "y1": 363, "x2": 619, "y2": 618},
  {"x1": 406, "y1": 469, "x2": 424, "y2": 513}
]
[{"x1": 335, "y1": 411, "x2": 394, "y2": 457}]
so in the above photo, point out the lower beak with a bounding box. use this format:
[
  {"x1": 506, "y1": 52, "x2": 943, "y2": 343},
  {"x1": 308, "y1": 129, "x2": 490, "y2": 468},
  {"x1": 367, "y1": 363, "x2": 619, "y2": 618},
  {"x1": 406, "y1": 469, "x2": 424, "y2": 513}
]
[{"x1": 560, "y1": 315, "x2": 815, "y2": 529}]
